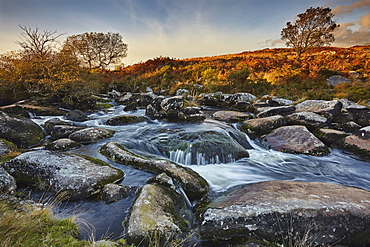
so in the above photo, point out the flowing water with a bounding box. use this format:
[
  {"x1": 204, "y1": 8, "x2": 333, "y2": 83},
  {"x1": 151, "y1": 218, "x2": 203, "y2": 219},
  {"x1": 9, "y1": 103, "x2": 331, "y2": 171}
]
[{"x1": 30, "y1": 103, "x2": 370, "y2": 241}]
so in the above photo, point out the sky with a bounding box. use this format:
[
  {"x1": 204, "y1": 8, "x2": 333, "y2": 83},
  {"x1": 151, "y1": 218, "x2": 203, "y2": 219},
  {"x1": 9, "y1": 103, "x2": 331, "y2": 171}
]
[{"x1": 0, "y1": 0, "x2": 369, "y2": 65}]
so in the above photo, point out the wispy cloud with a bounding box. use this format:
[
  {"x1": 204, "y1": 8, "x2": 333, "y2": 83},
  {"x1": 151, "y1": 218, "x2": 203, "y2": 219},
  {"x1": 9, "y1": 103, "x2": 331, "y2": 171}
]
[
  {"x1": 332, "y1": 0, "x2": 370, "y2": 15},
  {"x1": 334, "y1": 12, "x2": 370, "y2": 46}
]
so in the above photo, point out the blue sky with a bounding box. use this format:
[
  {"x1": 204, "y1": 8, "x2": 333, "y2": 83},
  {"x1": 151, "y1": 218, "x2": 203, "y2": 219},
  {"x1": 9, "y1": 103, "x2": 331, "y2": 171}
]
[{"x1": 1, "y1": 0, "x2": 369, "y2": 65}]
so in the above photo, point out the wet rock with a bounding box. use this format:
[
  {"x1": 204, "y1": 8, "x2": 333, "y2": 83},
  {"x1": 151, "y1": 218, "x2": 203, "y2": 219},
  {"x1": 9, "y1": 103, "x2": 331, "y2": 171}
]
[
  {"x1": 295, "y1": 100, "x2": 342, "y2": 119},
  {"x1": 50, "y1": 125, "x2": 85, "y2": 139},
  {"x1": 334, "y1": 121, "x2": 362, "y2": 133},
  {"x1": 285, "y1": 111, "x2": 329, "y2": 129},
  {"x1": 65, "y1": 110, "x2": 89, "y2": 122},
  {"x1": 315, "y1": 128, "x2": 349, "y2": 146},
  {"x1": 41, "y1": 118, "x2": 71, "y2": 135},
  {"x1": 197, "y1": 95, "x2": 220, "y2": 106},
  {"x1": 108, "y1": 89, "x2": 122, "y2": 99},
  {"x1": 102, "y1": 183, "x2": 135, "y2": 203},
  {"x1": 262, "y1": 125, "x2": 329, "y2": 156},
  {"x1": 178, "y1": 107, "x2": 206, "y2": 121},
  {"x1": 0, "y1": 139, "x2": 18, "y2": 156},
  {"x1": 139, "y1": 92, "x2": 157, "y2": 107},
  {"x1": 160, "y1": 96, "x2": 184, "y2": 118},
  {"x1": 241, "y1": 115, "x2": 286, "y2": 138},
  {"x1": 0, "y1": 166, "x2": 16, "y2": 195},
  {"x1": 343, "y1": 104, "x2": 370, "y2": 127},
  {"x1": 45, "y1": 138, "x2": 82, "y2": 151},
  {"x1": 220, "y1": 93, "x2": 256, "y2": 106},
  {"x1": 212, "y1": 110, "x2": 252, "y2": 123},
  {"x1": 146, "y1": 97, "x2": 176, "y2": 118},
  {"x1": 257, "y1": 105, "x2": 296, "y2": 118},
  {"x1": 164, "y1": 121, "x2": 251, "y2": 164},
  {"x1": 3, "y1": 150, "x2": 124, "y2": 200},
  {"x1": 105, "y1": 115, "x2": 147, "y2": 125},
  {"x1": 341, "y1": 126, "x2": 370, "y2": 157},
  {"x1": 69, "y1": 127, "x2": 115, "y2": 144},
  {"x1": 146, "y1": 104, "x2": 164, "y2": 119},
  {"x1": 116, "y1": 92, "x2": 135, "y2": 105},
  {"x1": 176, "y1": 89, "x2": 190, "y2": 97},
  {"x1": 100, "y1": 142, "x2": 209, "y2": 201},
  {"x1": 126, "y1": 183, "x2": 190, "y2": 246},
  {"x1": 0, "y1": 104, "x2": 29, "y2": 117},
  {"x1": 0, "y1": 111, "x2": 45, "y2": 148},
  {"x1": 200, "y1": 180, "x2": 370, "y2": 247},
  {"x1": 147, "y1": 173, "x2": 176, "y2": 190},
  {"x1": 266, "y1": 97, "x2": 294, "y2": 107},
  {"x1": 123, "y1": 102, "x2": 138, "y2": 111}
]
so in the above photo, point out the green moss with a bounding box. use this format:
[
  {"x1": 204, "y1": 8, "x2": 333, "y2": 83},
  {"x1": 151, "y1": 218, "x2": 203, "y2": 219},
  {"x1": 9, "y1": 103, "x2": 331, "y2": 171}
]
[{"x1": 96, "y1": 103, "x2": 114, "y2": 109}]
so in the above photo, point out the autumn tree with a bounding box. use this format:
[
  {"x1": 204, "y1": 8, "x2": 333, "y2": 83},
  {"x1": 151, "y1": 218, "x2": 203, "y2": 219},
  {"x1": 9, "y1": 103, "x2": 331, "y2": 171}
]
[
  {"x1": 0, "y1": 26, "x2": 101, "y2": 106},
  {"x1": 281, "y1": 7, "x2": 339, "y2": 59},
  {"x1": 62, "y1": 32, "x2": 128, "y2": 69}
]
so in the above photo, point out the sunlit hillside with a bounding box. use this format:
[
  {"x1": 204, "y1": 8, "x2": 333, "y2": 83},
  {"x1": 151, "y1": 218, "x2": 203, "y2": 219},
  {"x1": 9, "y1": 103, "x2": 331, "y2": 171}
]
[{"x1": 107, "y1": 46, "x2": 370, "y2": 103}]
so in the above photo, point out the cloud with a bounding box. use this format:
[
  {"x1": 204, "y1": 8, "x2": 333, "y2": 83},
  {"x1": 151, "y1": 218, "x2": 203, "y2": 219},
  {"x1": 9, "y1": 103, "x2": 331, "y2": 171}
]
[
  {"x1": 260, "y1": 39, "x2": 284, "y2": 47},
  {"x1": 333, "y1": 12, "x2": 370, "y2": 46},
  {"x1": 332, "y1": 0, "x2": 370, "y2": 15}
]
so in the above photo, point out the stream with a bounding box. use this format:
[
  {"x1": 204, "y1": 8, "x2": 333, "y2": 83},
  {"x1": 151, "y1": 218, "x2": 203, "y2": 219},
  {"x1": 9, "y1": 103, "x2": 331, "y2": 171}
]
[{"x1": 29, "y1": 103, "x2": 370, "y2": 241}]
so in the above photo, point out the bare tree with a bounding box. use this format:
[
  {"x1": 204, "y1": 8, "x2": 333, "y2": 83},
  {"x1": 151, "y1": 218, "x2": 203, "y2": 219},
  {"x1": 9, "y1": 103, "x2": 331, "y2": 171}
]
[
  {"x1": 16, "y1": 25, "x2": 65, "y2": 58},
  {"x1": 281, "y1": 7, "x2": 339, "y2": 60},
  {"x1": 63, "y1": 32, "x2": 128, "y2": 69}
]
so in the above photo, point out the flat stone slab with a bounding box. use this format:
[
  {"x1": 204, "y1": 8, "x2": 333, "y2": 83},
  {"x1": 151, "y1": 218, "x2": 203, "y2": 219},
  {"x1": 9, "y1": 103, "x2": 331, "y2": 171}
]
[
  {"x1": 262, "y1": 125, "x2": 329, "y2": 156},
  {"x1": 241, "y1": 115, "x2": 286, "y2": 138},
  {"x1": 200, "y1": 180, "x2": 370, "y2": 246},
  {"x1": 295, "y1": 100, "x2": 342, "y2": 119},
  {"x1": 3, "y1": 150, "x2": 124, "y2": 200},
  {"x1": 286, "y1": 111, "x2": 329, "y2": 129},
  {"x1": 212, "y1": 110, "x2": 252, "y2": 122}
]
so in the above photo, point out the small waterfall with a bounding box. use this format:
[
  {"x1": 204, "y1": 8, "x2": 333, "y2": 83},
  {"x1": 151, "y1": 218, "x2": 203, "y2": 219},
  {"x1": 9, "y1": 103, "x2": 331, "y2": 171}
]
[
  {"x1": 169, "y1": 149, "x2": 234, "y2": 165},
  {"x1": 170, "y1": 149, "x2": 192, "y2": 166}
]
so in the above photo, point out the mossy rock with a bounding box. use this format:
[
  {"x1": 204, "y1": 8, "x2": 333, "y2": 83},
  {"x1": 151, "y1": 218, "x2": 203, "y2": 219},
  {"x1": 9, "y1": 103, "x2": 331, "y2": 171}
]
[
  {"x1": 0, "y1": 111, "x2": 45, "y2": 148},
  {"x1": 105, "y1": 115, "x2": 147, "y2": 125},
  {"x1": 3, "y1": 150, "x2": 124, "y2": 200}
]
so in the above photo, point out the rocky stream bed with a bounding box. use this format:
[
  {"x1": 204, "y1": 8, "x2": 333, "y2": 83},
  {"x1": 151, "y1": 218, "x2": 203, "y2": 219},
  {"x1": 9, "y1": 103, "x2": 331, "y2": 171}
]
[{"x1": 1, "y1": 91, "x2": 370, "y2": 246}]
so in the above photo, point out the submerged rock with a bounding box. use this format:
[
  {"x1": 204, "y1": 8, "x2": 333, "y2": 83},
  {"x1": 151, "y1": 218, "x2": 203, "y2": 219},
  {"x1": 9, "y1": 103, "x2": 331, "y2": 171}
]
[
  {"x1": 3, "y1": 150, "x2": 124, "y2": 200},
  {"x1": 0, "y1": 111, "x2": 45, "y2": 148},
  {"x1": 262, "y1": 125, "x2": 329, "y2": 156},
  {"x1": 100, "y1": 142, "x2": 209, "y2": 201},
  {"x1": 126, "y1": 183, "x2": 190, "y2": 246},
  {"x1": 69, "y1": 127, "x2": 115, "y2": 144},
  {"x1": 200, "y1": 180, "x2": 370, "y2": 246}
]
